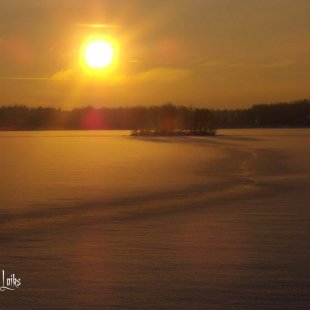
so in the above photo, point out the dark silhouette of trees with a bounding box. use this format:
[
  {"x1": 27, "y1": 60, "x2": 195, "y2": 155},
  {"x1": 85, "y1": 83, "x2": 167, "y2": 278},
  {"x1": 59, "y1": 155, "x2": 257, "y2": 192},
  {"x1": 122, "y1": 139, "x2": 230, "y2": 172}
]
[
  {"x1": 0, "y1": 99, "x2": 309, "y2": 133},
  {"x1": 190, "y1": 108, "x2": 216, "y2": 135}
]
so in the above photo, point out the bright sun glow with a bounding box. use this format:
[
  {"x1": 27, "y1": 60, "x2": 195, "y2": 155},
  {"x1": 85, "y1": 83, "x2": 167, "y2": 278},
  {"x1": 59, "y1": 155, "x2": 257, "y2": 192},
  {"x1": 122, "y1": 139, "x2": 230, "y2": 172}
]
[{"x1": 85, "y1": 40, "x2": 114, "y2": 69}]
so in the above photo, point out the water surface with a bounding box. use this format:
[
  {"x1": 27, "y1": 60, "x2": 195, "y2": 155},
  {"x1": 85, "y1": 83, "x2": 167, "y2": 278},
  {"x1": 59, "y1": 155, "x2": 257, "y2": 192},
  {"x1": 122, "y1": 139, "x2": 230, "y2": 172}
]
[{"x1": 0, "y1": 129, "x2": 310, "y2": 309}]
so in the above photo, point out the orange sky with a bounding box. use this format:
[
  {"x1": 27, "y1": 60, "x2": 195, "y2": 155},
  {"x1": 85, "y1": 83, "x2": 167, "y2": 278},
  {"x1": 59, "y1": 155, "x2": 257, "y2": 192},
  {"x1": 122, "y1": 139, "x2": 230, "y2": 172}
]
[{"x1": 0, "y1": 0, "x2": 309, "y2": 108}]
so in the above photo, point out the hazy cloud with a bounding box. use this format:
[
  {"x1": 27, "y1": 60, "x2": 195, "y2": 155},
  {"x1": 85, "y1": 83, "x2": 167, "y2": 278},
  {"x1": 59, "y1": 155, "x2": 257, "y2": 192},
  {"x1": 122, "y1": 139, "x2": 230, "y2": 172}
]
[
  {"x1": 50, "y1": 69, "x2": 74, "y2": 81},
  {"x1": 73, "y1": 23, "x2": 122, "y2": 29},
  {"x1": 0, "y1": 77, "x2": 48, "y2": 80},
  {"x1": 227, "y1": 60, "x2": 295, "y2": 69},
  {"x1": 50, "y1": 66, "x2": 192, "y2": 85},
  {"x1": 199, "y1": 60, "x2": 222, "y2": 68},
  {"x1": 136, "y1": 67, "x2": 192, "y2": 83},
  {"x1": 261, "y1": 60, "x2": 295, "y2": 69}
]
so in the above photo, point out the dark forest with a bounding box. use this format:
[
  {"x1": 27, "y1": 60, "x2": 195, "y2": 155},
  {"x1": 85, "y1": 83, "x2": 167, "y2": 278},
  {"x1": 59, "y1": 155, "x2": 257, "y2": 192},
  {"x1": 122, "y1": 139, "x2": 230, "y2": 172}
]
[{"x1": 0, "y1": 99, "x2": 309, "y2": 133}]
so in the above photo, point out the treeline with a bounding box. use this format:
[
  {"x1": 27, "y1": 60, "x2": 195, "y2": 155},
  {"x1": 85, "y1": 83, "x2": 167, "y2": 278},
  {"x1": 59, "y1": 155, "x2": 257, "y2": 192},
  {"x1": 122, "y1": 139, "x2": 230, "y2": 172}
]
[
  {"x1": 0, "y1": 99, "x2": 309, "y2": 132},
  {"x1": 0, "y1": 104, "x2": 216, "y2": 134},
  {"x1": 213, "y1": 99, "x2": 310, "y2": 128}
]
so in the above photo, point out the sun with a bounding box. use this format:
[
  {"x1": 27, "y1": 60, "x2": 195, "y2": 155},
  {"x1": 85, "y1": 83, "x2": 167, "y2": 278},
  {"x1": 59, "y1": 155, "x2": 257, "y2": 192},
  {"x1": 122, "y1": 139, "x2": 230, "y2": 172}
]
[{"x1": 84, "y1": 40, "x2": 114, "y2": 69}]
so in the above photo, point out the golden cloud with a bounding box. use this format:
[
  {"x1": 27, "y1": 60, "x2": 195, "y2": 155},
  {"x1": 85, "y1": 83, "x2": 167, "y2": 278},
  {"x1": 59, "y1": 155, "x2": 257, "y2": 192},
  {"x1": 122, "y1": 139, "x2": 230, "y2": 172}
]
[{"x1": 136, "y1": 67, "x2": 192, "y2": 83}]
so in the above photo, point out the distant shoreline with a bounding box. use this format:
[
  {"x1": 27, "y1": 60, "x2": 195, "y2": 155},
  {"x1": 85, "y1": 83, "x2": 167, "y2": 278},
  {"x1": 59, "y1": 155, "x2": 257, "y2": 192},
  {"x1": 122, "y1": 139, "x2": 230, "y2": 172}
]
[
  {"x1": 0, "y1": 100, "x2": 309, "y2": 131},
  {"x1": 0, "y1": 126, "x2": 309, "y2": 132}
]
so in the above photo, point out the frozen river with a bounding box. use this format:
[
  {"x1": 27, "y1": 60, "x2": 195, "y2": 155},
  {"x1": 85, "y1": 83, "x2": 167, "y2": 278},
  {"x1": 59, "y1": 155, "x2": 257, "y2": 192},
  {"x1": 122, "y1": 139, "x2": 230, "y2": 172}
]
[{"x1": 0, "y1": 129, "x2": 309, "y2": 309}]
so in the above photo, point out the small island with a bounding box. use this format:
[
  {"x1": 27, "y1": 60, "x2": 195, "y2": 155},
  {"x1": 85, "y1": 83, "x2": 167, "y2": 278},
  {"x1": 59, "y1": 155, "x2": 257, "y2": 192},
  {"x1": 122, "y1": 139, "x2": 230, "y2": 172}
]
[
  {"x1": 131, "y1": 129, "x2": 216, "y2": 137},
  {"x1": 131, "y1": 104, "x2": 217, "y2": 137}
]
